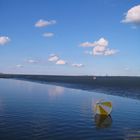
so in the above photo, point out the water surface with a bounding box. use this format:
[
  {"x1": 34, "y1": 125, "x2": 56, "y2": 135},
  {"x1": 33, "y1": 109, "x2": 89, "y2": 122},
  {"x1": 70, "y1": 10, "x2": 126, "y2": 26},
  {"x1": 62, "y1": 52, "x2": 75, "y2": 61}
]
[{"x1": 0, "y1": 79, "x2": 140, "y2": 140}]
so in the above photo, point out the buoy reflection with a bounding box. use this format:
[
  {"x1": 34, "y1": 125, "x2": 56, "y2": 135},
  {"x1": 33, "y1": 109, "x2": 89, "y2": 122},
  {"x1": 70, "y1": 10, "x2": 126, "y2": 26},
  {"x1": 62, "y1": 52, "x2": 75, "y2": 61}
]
[{"x1": 94, "y1": 114, "x2": 112, "y2": 128}]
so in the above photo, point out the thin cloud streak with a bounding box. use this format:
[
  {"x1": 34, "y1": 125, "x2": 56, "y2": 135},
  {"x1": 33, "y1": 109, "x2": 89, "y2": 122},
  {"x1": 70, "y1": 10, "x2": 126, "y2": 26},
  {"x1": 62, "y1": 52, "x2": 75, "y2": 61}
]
[
  {"x1": 35, "y1": 19, "x2": 56, "y2": 27},
  {"x1": 26, "y1": 59, "x2": 39, "y2": 64},
  {"x1": 72, "y1": 63, "x2": 84, "y2": 68},
  {"x1": 48, "y1": 54, "x2": 59, "y2": 62},
  {"x1": 56, "y1": 60, "x2": 66, "y2": 65},
  {"x1": 43, "y1": 32, "x2": 54, "y2": 37}
]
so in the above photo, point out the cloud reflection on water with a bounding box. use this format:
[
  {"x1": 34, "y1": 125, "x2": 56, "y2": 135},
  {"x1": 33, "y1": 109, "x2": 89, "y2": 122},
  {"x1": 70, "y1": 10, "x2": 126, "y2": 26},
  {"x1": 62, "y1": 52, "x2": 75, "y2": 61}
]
[{"x1": 47, "y1": 86, "x2": 64, "y2": 98}]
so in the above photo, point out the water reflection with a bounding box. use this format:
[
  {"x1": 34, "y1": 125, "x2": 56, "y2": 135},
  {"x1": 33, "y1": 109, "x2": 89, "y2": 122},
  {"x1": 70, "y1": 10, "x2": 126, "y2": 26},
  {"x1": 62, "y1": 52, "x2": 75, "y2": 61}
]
[
  {"x1": 0, "y1": 79, "x2": 140, "y2": 140},
  {"x1": 14, "y1": 78, "x2": 140, "y2": 100},
  {"x1": 48, "y1": 86, "x2": 64, "y2": 97},
  {"x1": 94, "y1": 114, "x2": 112, "y2": 128}
]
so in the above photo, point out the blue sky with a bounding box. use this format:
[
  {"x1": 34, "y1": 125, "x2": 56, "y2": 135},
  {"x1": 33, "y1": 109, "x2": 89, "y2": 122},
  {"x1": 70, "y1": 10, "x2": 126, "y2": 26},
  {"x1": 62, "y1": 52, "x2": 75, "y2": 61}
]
[{"x1": 0, "y1": 0, "x2": 140, "y2": 76}]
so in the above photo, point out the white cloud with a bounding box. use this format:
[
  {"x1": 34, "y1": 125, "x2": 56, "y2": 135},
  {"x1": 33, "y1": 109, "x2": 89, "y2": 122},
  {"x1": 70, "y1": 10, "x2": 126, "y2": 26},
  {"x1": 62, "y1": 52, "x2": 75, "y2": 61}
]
[
  {"x1": 56, "y1": 60, "x2": 66, "y2": 65},
  {"x1": 48, "y1": 54, "x2": 67, "y2": 65},
  {"x1": 81, "y1": 37, "x2": 118, "y2": 56},
  {"x1": 80, "y1": 41, "x2": 95, "y2": 47},
  {"x1": 27, "y1": 59, "x2": 39, "y2": 64},
  {"x1": 35, "y1": 19, "x2": 56, "y2": 27},
  {"x1": 80, "y1": 38, "x2": 108, "y2": 48},
  {"x1": 43, "y1": 32, "x2": 54, "y2": 37},
  {"x1": 16, "y1": 64, "x2": 23, "y2": 68},
  {"x1": 0, "y1": 36, "x2": 10, "y2": 45},
  {"x1": 93, "y1": 37, "x2": 109, "y2": 47},
  {"x1": 93, "y1": 48, "x2": 104, "y2": 55},
  {"x1": 48, "y1": 54, "x2": 84, "y2": 67},
  {"x1": 104, "y1": 49, "x2": 118, "y2": 56},
  {"x1": 122, "y1": 5, "x2": 140, "y2": 24},
  {"x1": 48, "y1": 54, "x2": 59, "y2": 62},
  {"x1": 72, "y1": 63, "x2": 84, "y2": 68},
  {"x1": 93, "y1": 38, "x2": 108, "y2": 55}
]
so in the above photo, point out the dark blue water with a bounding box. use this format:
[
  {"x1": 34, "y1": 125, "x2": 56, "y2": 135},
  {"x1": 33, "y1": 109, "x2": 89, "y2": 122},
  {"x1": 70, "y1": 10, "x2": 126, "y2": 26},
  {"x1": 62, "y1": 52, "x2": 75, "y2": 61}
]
[{"x1": 0, "y1": 79, "x2": 140, "y2": 140}]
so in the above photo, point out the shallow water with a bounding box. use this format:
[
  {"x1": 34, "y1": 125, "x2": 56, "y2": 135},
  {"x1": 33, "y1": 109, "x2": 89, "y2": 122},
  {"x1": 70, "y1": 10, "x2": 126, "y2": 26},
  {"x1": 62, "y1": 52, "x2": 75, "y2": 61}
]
[{"x1": 0, "y1": 79, "x2": 140, "y2": 140}]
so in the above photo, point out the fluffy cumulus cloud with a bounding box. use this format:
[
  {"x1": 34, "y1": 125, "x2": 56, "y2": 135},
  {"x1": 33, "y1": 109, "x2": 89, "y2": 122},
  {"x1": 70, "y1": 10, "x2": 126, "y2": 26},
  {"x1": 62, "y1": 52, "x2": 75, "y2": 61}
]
[
  {"x1": 81, "y1": 38, "x2": 117, "y2": 56},
  {"x1": 43, "y1": 32, "x2": 54, "y2": 37},
  {"x1": 0, "y1": 36, "x2": 10, "y2": 45},
  {"x1": 72, "y1": 63, "x2": 84, "y2": 68},
  {"x1": 35, "y1": 19, "x2": 56, "y2": 27},
  {"x1": 93, "y1": 38, "x2": 108, "y2": 47},
  {"x1": 122, "y1": 5, "x2": 140, "y2": 25},
  {"x1": 56, "y1": 60, "x2": 66, "y2": 65},
  {"x1": 48, "y1": 54, "x2": 59, "y2": 62},
  {"x1": 92, "y1": 38, "x2": 108, "y2": 55}
]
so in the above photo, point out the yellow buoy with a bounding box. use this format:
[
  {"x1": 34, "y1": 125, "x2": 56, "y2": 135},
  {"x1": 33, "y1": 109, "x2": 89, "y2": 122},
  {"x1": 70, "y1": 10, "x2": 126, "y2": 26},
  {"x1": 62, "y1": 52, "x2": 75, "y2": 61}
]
[{"x1": 94, "y1": 99, "x2": 112, "y2": 116}]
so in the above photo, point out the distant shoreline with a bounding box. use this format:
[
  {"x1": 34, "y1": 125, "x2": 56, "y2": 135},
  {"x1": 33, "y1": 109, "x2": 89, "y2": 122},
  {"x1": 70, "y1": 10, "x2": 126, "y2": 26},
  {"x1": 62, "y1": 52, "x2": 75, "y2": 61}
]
[
  {"x1": 0, "y1": 73, "x2": 140, "y2": 87},
  {"x1": 1, "y1": 73, "x2": 140, "y2": 100}
]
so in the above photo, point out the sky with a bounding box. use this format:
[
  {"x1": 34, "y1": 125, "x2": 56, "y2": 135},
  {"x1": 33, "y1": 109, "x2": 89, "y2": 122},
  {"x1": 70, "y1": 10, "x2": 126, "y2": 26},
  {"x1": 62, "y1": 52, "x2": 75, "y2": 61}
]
[{"x1": 0, "y1": 0, "x2": 140, "y2": 76}]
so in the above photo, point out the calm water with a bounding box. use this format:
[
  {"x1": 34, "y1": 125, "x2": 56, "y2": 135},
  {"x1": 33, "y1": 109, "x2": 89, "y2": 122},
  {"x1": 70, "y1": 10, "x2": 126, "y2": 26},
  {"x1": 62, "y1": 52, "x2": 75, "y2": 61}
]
[{"x1": 0, "y1": 79, "x2": 140, "y2": 140}]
